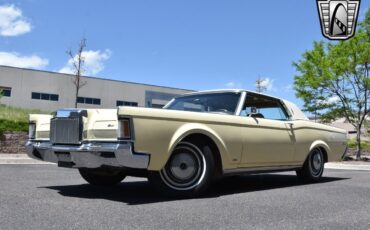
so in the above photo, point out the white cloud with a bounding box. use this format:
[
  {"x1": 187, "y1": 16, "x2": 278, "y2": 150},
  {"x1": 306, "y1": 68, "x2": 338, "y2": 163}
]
[
  {"x1": 258, "y1": 78, "x2": 274, "y2": 91},
  {"x1": 283, "y1": 84, "x2": 293, "y2": 92},
  {"x1": 225, "y1": 81, "x2": 243, "y2": 89},
  {"x1": 59, "y1": 49, "x2": 112, "y2": 76},
  {"x1": 318, "y1": 96, "x2": 340, "y2": 105},
  {"x1": 0, "y1": 4, "x2": 31, "y2": 36},
  {"x1": 0, "y1": 52, "x2": 48, "y2": 68},
  {"x1": 327, "y1": 96, "x2": 340, "y2": 104}
]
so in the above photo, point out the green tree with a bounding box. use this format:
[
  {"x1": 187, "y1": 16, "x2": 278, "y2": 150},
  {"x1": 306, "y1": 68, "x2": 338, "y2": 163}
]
[
  {"x1": 293, "y1": 9, "x2": 370, "y2": 160},
  {"x1": 362, "y1": 7, "x2": 370, "y2": 38}
]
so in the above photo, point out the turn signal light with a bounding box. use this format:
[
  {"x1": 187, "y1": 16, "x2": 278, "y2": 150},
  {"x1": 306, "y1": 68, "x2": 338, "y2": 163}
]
[
  {"x1": 118, "y1": 119, "x2": 131, "y2": 140},
  {"x1": 28, "y1": 122, "x2": 36, "y2": 139}
]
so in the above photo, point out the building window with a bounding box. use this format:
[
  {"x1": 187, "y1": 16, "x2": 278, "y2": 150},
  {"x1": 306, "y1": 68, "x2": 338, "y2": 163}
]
[
  {"x1": 31, "y1": 92, "x2": 59, "y2": 101},
  {"x1": 77, "y1": 97, "x2": 84, "y2": 103},
  {"x1": 50, "y1": 94, "x2": 59, "y2": 101},
  {"x1": 78, "y1": 97, "x2": 101, "y2": 105},
  {"x1": 0, "y1": 87, "x2": 11, "y2": 97},
  {"x1": 116, "y1": 100, "x2": 138, "y2": 107},
  {"x1": 151, "y1": 103, "x2": 165, "y2": 108}
]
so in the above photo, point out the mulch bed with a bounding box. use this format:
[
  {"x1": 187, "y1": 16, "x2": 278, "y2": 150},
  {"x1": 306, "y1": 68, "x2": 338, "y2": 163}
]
[
  {"x1": 343, "y1": 148, "x2": 370, "y2": 162},
  {"x1": 0, "y1": 131, "x2": 28, "y2": 154}
]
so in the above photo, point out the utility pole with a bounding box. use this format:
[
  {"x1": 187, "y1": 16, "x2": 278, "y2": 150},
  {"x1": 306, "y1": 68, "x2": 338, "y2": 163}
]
[{"x1": 256, "y1": 76, "x2": 267, "y2": 93}]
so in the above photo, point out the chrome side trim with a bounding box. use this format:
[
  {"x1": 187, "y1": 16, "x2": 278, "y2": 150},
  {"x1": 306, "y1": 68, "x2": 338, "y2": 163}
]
[
  {"x1": 223, "y1": 165, "x2": 302, "y2": 175},
  {"x1": 235, "y1": 91, "x2": 247, "y2": 116},
  {"x1": 26, "y1": 141, "x2": 149, "y2": 169}
]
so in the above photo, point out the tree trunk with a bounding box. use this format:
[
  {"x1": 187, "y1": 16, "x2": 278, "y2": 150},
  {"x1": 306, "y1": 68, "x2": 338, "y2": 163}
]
[
  {"x1": 74, "y1": 73, "x2": 80, "y2": 108},
  {"x1": 75, "y1": 89, "x2": 78, "y2": 108},
  {"x1": 356, "y1": 127, "x2": 362, "y2": 161},
  {"x1": 74, "y1": 83, "x2": 79, "y2": 108},
  {"x1": 74, "y1": 88, "x2": 78, "y2": 108}
]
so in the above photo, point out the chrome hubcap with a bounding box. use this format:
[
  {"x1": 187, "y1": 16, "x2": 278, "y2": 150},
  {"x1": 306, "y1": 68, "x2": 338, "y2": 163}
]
[
  {"x1": 311, "y1": 149, "x2": 323, "y2": 176},
  {"x1": 312, "y1": 153, "x2": 322, "y2": 170},
  {"x1": 160, "y1": 142, "x2": 206, "y2": 191},
  {"x1": 169, "y1": 152, "x2": 197, "y2": 180}
]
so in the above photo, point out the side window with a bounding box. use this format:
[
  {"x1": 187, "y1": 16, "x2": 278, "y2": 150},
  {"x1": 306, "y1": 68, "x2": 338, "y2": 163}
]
[
  {"x1": 241, "y1": 93, "x2": 289, "y2": 121},
  {"x1": 258, "y1": 106, "x2": 288, "y2": 120}
]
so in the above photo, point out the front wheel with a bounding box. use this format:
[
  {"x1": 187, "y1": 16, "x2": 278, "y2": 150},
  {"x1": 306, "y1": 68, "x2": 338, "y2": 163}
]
[
  {"x1": 79, "y1": 167, "x2": 126, "y2": 186},
  {"x1": 296, "y1": 148, "x2": 325, "y2": 182},
  {"x1": 148, "y1": 141, "x2": 215, "y2": 197}
]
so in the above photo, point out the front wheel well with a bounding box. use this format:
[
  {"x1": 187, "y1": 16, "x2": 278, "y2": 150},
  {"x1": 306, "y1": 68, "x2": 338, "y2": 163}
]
[{"x1": 181, "y1": 133, "x2": 223, "y2": 177}]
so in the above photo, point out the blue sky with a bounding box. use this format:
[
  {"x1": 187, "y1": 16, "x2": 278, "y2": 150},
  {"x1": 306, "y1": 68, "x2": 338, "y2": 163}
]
[{"x1": 0, "y1": 0, "x2": 369, "y2": 107}]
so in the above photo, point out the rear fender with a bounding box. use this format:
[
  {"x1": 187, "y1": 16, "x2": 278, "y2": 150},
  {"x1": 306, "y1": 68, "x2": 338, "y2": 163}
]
[{"x1": 308, "y1": 140, "x2": 331, "y2": 162}]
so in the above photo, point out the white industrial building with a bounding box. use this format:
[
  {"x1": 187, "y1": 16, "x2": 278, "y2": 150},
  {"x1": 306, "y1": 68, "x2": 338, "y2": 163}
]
[{"x1": 0, "y1": 65, "x2": 192, "y2": 111}]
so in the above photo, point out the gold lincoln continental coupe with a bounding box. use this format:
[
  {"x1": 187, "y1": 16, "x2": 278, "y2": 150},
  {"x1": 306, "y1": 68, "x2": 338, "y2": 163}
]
[{"x1": 26, "y1": 90, "x2": 347, "y2": 196}]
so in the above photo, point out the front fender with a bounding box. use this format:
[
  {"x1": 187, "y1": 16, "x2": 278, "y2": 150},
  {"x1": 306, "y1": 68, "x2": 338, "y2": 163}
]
[{"x1": 166, "y1": 123, "x2": 231, "y2": 170}]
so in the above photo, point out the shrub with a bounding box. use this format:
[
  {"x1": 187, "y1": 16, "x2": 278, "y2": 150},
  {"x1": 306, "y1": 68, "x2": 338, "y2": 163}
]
[
  {"x1": 347, "y1": 138, "x2": 370, "y2": 150},
  {"x1": 0, "y1": 119, "x2": 28, "y2": 135},
  {"x1": 0, "y1": 104, "x2": 50, "y2": 122},
  {"x1": 0, "y1": 105, "x2": 50, "y2": 134}
]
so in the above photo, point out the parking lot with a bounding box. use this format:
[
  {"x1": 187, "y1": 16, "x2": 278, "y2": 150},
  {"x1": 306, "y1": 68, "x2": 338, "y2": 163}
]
[{"x1": 0, "y1": 165, "x2": 369, "y2": 230}]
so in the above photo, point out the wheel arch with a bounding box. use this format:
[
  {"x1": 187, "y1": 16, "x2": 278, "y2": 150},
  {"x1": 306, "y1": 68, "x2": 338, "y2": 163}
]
[
  {"x1": 181, "y1": 133, "x2": 223, "y2": 177},
  {"x1": 167, "y1": 123, "x2": 228, "y2": 175},
  {"x1": 309, "y1": 140, "x2": 330, "y2": 163}
]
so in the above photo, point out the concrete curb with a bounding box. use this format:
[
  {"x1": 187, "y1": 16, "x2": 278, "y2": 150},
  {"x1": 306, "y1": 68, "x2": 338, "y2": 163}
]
[
  {"x1": 0, "y1": 154, "x2": 54, "y2": 165},
  {"x1": 0, "y1": 154, "x2": 370, "y2": 170},
  {"x1": 325, "y1": 162, "x2": 370, "y2": 171}
]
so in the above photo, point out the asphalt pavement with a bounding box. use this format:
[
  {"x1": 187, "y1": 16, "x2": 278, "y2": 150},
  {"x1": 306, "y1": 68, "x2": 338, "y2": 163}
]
[{"x1": 0, "y1": 165, "x2": 369, "y2": 230}]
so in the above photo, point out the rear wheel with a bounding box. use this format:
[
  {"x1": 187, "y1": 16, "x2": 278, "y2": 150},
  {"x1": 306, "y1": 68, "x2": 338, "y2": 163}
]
[
  {"x1": 296, "y1": 148, "x2": 324, "y2": 182},
  {"x1": 148, "y1": 141, "x2": 215, "y2": 197},
  {"x1": 79, "y1": 167, "x2": 126, "y2": 186}
]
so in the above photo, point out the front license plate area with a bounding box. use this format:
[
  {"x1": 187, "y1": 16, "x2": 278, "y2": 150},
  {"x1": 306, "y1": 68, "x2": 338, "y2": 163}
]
[{"x1": 55, "y1": 152, "x2": 72, "y2": 162}]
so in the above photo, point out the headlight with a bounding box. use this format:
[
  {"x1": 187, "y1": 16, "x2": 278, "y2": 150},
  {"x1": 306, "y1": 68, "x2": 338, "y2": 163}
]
[
  {"x1": 28, "y1": 122, "x2": 36, "y2": 139},
  {"x1": 117, "y1": 118, "x2": 131, "y2": 140}
]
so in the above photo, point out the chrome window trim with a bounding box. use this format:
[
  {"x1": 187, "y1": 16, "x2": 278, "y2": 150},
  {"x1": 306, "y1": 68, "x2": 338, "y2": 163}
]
[
  {"x1": 182, "y1": 89, "x2": 243, "y2": 97},
  {"x1": 164, "y1": 92, "x2": 242, "y2": 115},
  {"x1": 279, "y1": 100, "x2": 293, "y2": 121},
  {"x1": 234, "y1": 91, "x2": 247, "y2": 116},
  {"x1": 162, "y1": 98, "x2": 175, "y2": 109},
  {"x1": 239, "y1": 92, "x2": 290, "y2": 121}
]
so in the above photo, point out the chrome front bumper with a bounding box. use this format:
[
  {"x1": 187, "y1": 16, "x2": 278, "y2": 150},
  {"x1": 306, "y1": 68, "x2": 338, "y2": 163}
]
[{"x1": 26, "y1": 141, "x2": 149, "y2": 169}]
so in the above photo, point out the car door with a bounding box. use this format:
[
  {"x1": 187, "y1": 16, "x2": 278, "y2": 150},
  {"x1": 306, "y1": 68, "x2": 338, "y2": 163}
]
[{"x1": 239, "y1": 93, "x2": 296, "y2": 167}]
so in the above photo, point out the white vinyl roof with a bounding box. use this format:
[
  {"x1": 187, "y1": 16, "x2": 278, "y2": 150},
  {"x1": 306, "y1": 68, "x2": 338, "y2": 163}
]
[{"x1": 282, "y1": 100, "x2": 308, "y2": 120}]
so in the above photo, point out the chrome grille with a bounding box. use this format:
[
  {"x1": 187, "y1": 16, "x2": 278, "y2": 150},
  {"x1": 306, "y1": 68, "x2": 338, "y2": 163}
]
[{"x1": 50, "y1": 117, "x2": 81, "y2": 144}]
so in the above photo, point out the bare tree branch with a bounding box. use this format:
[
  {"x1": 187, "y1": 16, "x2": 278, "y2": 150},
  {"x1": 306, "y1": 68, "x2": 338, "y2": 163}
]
[{"x1": 66, "y1": 37, "x2": 87, "y2": 108}]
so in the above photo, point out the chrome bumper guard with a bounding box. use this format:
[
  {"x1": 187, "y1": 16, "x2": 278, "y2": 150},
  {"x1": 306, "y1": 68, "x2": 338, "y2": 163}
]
[{"x1": 25, "y1": 141, "x2": 149, "y2": 169}]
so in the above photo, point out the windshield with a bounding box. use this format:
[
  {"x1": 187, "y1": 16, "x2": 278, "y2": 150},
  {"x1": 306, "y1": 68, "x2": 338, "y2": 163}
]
[{"x1": 166, "y1": 92, "x2": 241, "y2": 114}]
